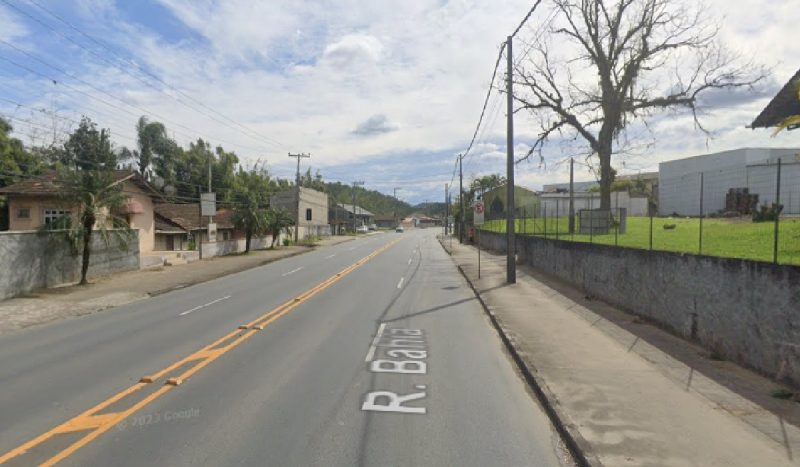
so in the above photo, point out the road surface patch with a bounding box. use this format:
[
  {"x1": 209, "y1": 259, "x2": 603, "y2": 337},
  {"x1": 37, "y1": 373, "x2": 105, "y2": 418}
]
[{"x1": 0, "y1": 238, "x2": 402, "y2": 467}]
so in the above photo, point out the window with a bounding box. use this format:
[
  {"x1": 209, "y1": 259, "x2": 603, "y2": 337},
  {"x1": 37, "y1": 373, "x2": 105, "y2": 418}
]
[
  {"x1": 43, "y1": 209, "x2": 71, "y2": 229},
  {"x1": 306, "y1": 208, "x2": 312, "y2": 221},
  {"x1": 16, "y1": 207, "x2": 30, "y2": 219}
]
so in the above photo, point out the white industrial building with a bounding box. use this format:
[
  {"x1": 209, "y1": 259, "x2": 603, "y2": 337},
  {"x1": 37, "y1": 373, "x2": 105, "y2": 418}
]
[{"x1": 659, "y1": 148, "x2": 800, "y2": 216}]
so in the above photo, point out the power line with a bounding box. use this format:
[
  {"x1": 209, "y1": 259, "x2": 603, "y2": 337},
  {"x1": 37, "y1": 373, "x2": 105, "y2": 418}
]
[
  {"x1": 3, "y1": 0, "x2": 287, "y2": 151},
  {"x1": 460, "y1": 43, "x2": 506, "y2": 163},
  {"x1": 24, "y1": 0, "x2": 287, "y2": 151},
  {"x1": 0, "y1": 43, "x2": 275, "y2": 153},
  {"x1": 512, "y1": 0, "x2": 545, "y2": 38}
]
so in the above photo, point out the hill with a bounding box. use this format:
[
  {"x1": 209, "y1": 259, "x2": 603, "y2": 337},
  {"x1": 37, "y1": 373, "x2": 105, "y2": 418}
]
[{"x1": 322, "y1": 182, "x2": 413, "y2": 217}]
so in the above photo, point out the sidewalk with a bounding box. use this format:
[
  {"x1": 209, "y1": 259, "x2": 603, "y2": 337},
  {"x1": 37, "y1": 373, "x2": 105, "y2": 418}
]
[
  {"x1": 443, "y1": 238, "x2": 799, "y2": 466},
  {"x1": 0, "y1": 235, "x2": 356, "y2": 336}
]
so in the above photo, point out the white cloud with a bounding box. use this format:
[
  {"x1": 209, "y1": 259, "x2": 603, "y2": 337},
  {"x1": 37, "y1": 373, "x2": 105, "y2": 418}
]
[
  {"x1": 0, "y1": 5, "x2": 27, "y2": 42},
  {"x1": 322, "y1": 34, "x2": 384, "y2": 69},
  {"x1": 5, "y1": 0, "x2": 799, "y2": 202}
]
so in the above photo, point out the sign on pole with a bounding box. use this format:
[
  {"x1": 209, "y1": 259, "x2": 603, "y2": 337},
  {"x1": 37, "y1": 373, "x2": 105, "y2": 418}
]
[
  {"x1": 474, "y1": 200, "x2": 485, "y2": 225},
  {"x1": 207, "y1": 223, "x2": 217, "y2": 242},
  {"x1": 201, "y1": 192, "x2": 217, "y2": 217}
]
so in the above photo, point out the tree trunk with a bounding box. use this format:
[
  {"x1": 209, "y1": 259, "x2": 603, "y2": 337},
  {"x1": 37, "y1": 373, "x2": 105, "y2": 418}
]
[
  {"x1": 598, "y1": 148, "x2": 612, "y2": 210},
  {"x1": 79, "y1": 215, "x2": 94, "y2": 285},
  {"x1": 245, "y1": 229, "x2": 252, "y2": 253}
]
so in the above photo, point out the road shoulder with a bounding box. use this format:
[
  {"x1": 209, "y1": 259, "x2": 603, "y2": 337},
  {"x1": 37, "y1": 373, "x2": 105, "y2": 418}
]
[{"x1": 0, "y1": 236, "x2": 356, "y2": 336}]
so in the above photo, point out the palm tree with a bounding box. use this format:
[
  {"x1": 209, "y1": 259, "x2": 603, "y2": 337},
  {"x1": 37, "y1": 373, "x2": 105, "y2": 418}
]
[{"x1": 54, "y1": 118, "x2": 133, "y2": 285}]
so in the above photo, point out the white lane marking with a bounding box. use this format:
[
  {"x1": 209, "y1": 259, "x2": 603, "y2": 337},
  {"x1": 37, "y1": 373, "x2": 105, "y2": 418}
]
[
  {"x1": 407, "y1": 257, "x2": 412, "y2": 265},
  {"x1": 397, "y1": 277, "x2": 405, "y2": 289},
  {"x1": 326, "y1": 253, "x2": 337, "y2": 259},
  {"x1": 179, "y1": 295, "x2": 231, "y2": 316},
  {"x1": 282, "y1": 266, "x2": 304, "y2": 277},
  {"x1": 364, "y1": 323, "x2": 387, "y2": 362}
]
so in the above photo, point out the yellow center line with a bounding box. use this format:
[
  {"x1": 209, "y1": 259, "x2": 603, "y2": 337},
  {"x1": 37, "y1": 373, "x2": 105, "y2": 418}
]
[{"x1": 0, "y1": 238, "x2": 402, "y2": 466}]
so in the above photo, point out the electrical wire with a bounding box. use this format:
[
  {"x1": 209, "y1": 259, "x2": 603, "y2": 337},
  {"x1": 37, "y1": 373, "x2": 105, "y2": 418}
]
[{"x1": 3, "y1": 0, "x2": 286, "y2": 151}]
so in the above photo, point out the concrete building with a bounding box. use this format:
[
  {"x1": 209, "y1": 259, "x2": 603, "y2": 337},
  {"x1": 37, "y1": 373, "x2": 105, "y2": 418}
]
[
  {"x1": 539, "y1": 191, "x2": 649, "y2": 217},
  {"x1": 659, "y1": 148, "x2": 800, "y2": 216},
  {"x1": 481, "y1": 185, "x2": 540, "y2": 220},
  {"x1": 329, "y1": 203, "x2": 374, "y2": 233},
  {"x1": 270, "y1": 187, "x2": 330, "y2": 239}
]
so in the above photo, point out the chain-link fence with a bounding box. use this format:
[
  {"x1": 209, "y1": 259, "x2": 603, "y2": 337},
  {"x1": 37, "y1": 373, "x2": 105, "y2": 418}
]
[{"x1": 473, "y1": 158, "x2": 800, "y2": 266}]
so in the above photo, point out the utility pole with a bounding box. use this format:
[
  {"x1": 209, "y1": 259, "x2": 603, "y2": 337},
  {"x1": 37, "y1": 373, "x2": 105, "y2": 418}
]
[
  {"x1": 445, "y1": 183, "x2": 449, "y2": 236},
  {"x1": 505, "y1": 35, "x2": 516, "y2": 284},
  {"x1": 288, "y1": 152, "x2": 311, "y2": 242},
  {"x1": 352, "y1": 181, "x2": 364, "y2": 232},
  {"x1": 393, "y1": 187, "x2": 400, "y2": 227},
  {"x1": 459, "y1": 154, "x2": 464, "y2": 244}
]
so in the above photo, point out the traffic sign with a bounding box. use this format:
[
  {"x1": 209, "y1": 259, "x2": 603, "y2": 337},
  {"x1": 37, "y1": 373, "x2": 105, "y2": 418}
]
[{"x1": 474, "y1": 201, "x2": 485, "y2": 225}]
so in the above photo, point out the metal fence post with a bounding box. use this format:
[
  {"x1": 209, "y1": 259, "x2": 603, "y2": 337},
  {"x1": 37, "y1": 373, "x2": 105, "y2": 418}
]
[
  {"x1": 699, "y1": 172, "x2": 704, "y2": 255},
  {"x1": 544, "y1": 206, "x2": 548, "y2": 239},
  {"x1": 615, "y1": 192, "x2": 619, "y2": 246},
  {"x1": 555, "y1": 199, "x2": 560, "y2": 239},
  {"x1": 774, "y1": 158, "x2": 782, "y2": 264}
]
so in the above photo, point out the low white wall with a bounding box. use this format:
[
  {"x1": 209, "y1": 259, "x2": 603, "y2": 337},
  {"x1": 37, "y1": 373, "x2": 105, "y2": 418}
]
[{"x1": 200, "y1": 234, "x2": 280, "y2": 259}]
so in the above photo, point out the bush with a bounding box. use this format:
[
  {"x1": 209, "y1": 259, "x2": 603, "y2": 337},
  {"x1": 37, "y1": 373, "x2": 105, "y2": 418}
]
[
  {"x1": 282, "y1": 238, "x2": 290, "y2": 246},
  {"x1": 752, "y1": 203, "x2": 783, "y2": 223}
]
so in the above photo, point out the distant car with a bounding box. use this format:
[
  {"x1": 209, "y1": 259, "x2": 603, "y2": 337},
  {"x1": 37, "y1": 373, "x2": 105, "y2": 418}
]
[
  {"x1": 395, "y1": 226, "x2": 404, "y2": 233},
  {"x1": 368, "y1": 224, "x2": 377, "y2": 231},
  {"x1": 356, "y1": 225, "x2": 369, "y2": 233}
]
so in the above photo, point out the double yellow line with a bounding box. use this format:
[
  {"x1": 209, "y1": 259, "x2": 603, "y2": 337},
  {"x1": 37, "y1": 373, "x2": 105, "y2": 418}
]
[{"x1": 0, "y1": 238, "x2": 400, "y2": 466}]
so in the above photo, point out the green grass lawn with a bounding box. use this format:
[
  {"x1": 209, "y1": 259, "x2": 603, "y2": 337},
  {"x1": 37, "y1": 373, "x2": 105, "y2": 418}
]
[{"x1": 480, "y1": 216, "x2": 800, "y2": 265}]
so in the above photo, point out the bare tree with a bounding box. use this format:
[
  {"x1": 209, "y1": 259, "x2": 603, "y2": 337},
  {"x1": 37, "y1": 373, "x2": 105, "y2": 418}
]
[{"x1": 515, "y1": 0, "x2": 767, "y2": 209}]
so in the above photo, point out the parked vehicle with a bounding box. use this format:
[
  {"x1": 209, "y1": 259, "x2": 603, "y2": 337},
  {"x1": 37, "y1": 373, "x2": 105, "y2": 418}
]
[
  {"x1": 395, "y1": 225, "x2": 404, "y2": 233},
  {"x1": 356, "y1": 225, "x2": 369, "y2": 233}
]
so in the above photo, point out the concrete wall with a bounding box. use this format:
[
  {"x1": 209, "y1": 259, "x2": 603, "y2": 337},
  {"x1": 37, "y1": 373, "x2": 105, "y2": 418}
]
[
  {"x1": 475, "y1": 230, "x2": 800, "y2": 386},
  {"x1": 200, "y1": 234, "x2": 282, "y2": 259},
  {"x1": 0, "y1": 230, "x2": 140, "y2": 299}
]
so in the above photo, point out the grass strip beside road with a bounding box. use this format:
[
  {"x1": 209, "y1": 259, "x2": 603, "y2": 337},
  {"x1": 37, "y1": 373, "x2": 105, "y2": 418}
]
[{"x1": 480, "y1": 217, "x2": 800, "y2": 265}]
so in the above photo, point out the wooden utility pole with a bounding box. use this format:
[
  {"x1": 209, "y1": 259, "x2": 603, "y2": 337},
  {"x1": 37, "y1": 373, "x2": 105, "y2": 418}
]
[
  {"x1": 288, "y1": 152, "x2": 310, "y2": 242},
  {"x1": 459, "y1": 154, "x2": 464, "y2": 243}
]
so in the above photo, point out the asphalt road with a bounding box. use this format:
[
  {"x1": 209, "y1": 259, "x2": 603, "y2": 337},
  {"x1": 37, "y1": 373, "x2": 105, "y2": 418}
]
[{"x1": 0, "y1": 229, "x2": 570, "y2": 466}]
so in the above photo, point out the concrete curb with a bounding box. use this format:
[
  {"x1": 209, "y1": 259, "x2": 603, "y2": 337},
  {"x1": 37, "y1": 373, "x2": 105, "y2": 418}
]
[{"x1": 440, "y1": 237, "x2": 596, "y2": 467}]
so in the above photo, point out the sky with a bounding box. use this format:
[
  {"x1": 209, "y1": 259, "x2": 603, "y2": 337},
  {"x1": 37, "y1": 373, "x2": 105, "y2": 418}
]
[{"x1": 0, "y1": 0, "x2": 798, "y2": 204}]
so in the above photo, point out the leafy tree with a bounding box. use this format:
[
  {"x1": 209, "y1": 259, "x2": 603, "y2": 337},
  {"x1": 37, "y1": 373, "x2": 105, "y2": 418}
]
[
  {"x1": 232, "y1": 167, "x2": 272, "y2": 253},
  {"x1": 516, "y1": 0, "x2": 766, "y2": 209},
  {"x1": 267, "y1": 208, "x2": 295, "y2": 247},
  {"x1": 54, "y1": 117, "x2": 133, "y2": 285},
  {"x1": 213, "y1": 145, "x2": 239, "y2": 202},
  {"x1": 0, "y1": 118, "x2": 43, "y2": 188}
]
